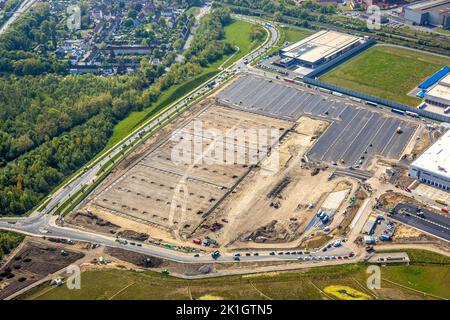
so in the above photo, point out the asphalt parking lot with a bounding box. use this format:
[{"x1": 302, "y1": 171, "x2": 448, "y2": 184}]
[
  {"x1": 392, "y1": 203, "x2": 450, "y2": 241},
  {"x1": 217, "y1": 75, "x2": 417, "y2": 168}
]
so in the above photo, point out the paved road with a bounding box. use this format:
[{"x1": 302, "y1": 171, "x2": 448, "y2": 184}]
[
  {"x1": 0, "y1": 0, "x2": 38, "y2": 35},
  {"x1": 391, "y1": 203, "x2": 450, "y2": 241}
]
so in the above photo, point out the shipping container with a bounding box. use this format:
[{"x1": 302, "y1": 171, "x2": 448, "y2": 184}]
[
  {"x1": 406, "y1": 111, "x2": 419, "y2": 117},
  {"x1": 349, "y1": 97, "x2": 362, "y2": 103},
  {"x1": 366, "y1": 101, "x2": 378, "y2": 107},
  {"x1": 381, "y1": 234, "x2": 391, "y2": 241},
  {"x1": 391, "y1": 108, "x2": 406, "y2": 116},
  {"x1": 418, "y1": 102, "x2": 427, "y2": 109}
]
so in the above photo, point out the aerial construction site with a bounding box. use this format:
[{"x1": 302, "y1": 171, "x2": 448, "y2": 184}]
[{"x1": 66, "y1": 72, "x2": 450, "y2": 259}]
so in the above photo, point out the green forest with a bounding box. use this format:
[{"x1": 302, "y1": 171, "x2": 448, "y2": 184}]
[
  {"x1": 0, "y1": 230, "x2": 24, "y2": 260},
  {"x1": 0, "y1": 6, "x2": 239, "y2": 216}
]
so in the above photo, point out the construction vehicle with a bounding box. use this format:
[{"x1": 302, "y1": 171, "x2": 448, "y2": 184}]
[
  {"x1": 211, "y1": 250, "x2": 221, "y2": 260},
  {"x1": 161, "y1": 269, "x2": 170, "y2": 275},
  {"x1": 115, "y1": 238, "x2": 128, "y2": 245},
  {"x1": 416, "y1": 211, "x2": 425, "y2": 218},
  {"x1": 310, "y1": 168, "x2": 320, "y2": 176},
  {"x1": 205, "y1": 236, "x2": 218, "y2": 245}
]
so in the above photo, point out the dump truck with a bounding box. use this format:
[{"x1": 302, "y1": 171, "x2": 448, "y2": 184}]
[{"x1": 211, "y1": 251, "x2": 221, "y2": 260}]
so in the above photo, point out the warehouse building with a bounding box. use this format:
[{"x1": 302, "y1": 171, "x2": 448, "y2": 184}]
[
  {"x1": 424, "y1": 73, "x2": 450, "y2": 108},
  {"x1": 279, "y1": 30, "x2": 363, "y2": 68},
  {"x1": 404, "y1": 0, "x2": 450, "y2": 29},
  {"x1": 409, "y1": 130, "x2": 450, "y2": 191}
]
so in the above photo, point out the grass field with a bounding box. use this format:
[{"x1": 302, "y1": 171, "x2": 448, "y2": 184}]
[
  {"x1": 22, "y1": 251, "x2": 450, "y2": 300},
  {"x1": 320, "y1": 46, "x2": 450, "y2": 106},
  {"x1": 105, "y1": 19, "x2": 263, "y2": 148},
  {"x1": 260, "y1": 25, "x2": 314, "y2": 59},
  {"x1": 222, "y1": 19, "x2": 265, "y2": 69},
  {"x1": 282, "y1": 26, "x2": 314, "y2": 43}
]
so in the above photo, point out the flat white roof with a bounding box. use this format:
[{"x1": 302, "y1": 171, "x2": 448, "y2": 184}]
[
  {"x1": 281, "y1": 30, "x2": 362, "y2": 64},
  {"x1": 411, "y1": 130, "x2": 450, "y2": 179},
  {"x1": 425, "y1": 74, "x2": 450, "y2": 102},
  {"x1": 439, "y1": 73, "x2": 450, "y2": 86}
]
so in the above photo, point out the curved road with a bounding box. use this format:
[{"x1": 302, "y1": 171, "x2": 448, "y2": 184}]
[{"x1": 0, "y1": 0, "x2": 38, "y2": 35}]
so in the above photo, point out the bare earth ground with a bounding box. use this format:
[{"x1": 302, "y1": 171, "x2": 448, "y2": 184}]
[
  {"x1": 0, "y1": 238, "x2": 87, "y2": 299},
  {"x1": 200, "y1": 116, "x2": 356, "y2": 249}
]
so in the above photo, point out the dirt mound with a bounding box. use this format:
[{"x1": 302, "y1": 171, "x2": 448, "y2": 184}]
[
  {"x1": 239, "y1": 220, "x2": 297, "y2": 243},
  {"x1": 67, "y1": 211, "x2": 120, "y2": 234},
  {"x1": 104, "y1": 247, "x2": 214, "y2": 276},
  {"x1": 105, "y1": 247, "x2": 162, "y2": 268},
  {"x1": 117, "y1": 230, "x2": 149, "y2": 242},
  {"x1": 0, "y1": 240, "x2": 84, "y2": 299}
]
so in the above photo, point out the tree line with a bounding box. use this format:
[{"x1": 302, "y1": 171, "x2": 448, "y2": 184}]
[{"x1": 0, "y1": 230, "x2": 24, "y2": 261}]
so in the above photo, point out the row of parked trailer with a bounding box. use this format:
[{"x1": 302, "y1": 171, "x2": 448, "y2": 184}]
[
  {"x1": 391, "y1": 108, "x2": 419, "y2": 118},
  {"x1": 281, "y1": 79, "x2": 427, "y2": 120}
]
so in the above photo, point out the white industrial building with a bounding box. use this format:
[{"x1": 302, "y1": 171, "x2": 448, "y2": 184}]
[
  {"x1": 424, "y1": 73, "x2": 450, "y2": 108},
  {"x1": 404, "y1": 0, "x2": 450, "y2": 29},
  {"x1": 409, "y1": 130, "x2": 450, "y2": 191},
  {"x1": 279, "y1": 30, "x2": 363, "y2": 68}
]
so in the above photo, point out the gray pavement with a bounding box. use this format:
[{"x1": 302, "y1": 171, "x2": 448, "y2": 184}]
[
  {"x1": 217, "y1": 75, "x2": 417, "y2": 168},
  {"x1": 390, "y1": 203, "x2": 450, "y2": 242}
]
